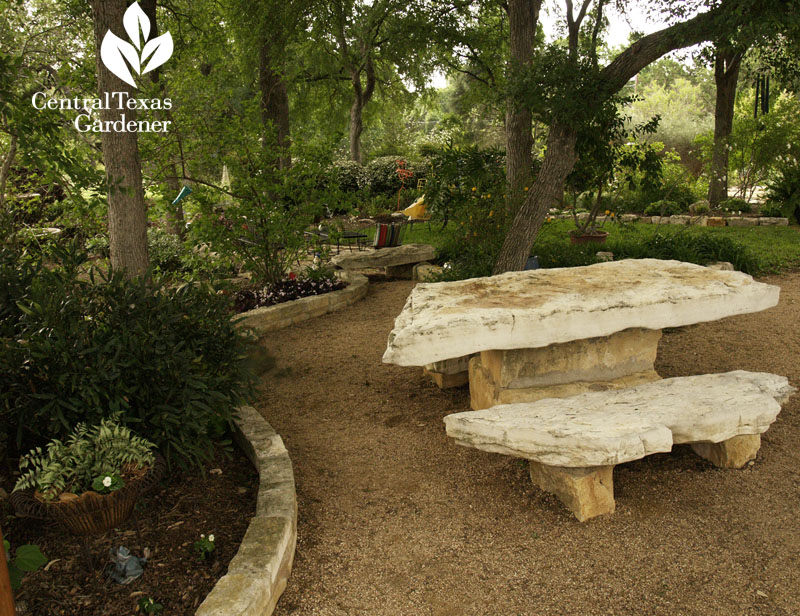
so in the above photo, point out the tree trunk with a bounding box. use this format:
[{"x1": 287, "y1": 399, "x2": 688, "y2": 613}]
[
  {"x1": 349, "y1": 96, "x2": 364, "y2": 164},
  {"x1": 0, "y1": 133, "x2": 17, "y2": 211},
  {"x1": 90, "y1": 0, "x2": 149, "y2": 276},
  {"x1": 141, "y1": 0, "x2": 184, "y2": 234},
  {"x1": 505, "y1": 0, "x2": 542, "y2": 208},
  {"x1": 709, "y1": 48, "x2": 743, "y2": 207},
  {"x1": 493, "y1": 122, "x2": 578, "y2": 273},
  {"x1": 259, "y1": 40, "x2": 292, "y2": 170}
]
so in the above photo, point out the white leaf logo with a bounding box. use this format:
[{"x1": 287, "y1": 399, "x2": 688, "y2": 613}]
[{"x1": 100, "y1": 2, "x2": 173, "y2": 89}]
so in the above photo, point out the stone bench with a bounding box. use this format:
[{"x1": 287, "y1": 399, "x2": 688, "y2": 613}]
[
  {"x1": 444, "y1": 371, "x2": 795, "y2": 522},
  {"x1": 331, "y1": 243, "x2": 435, "y2": 278}
]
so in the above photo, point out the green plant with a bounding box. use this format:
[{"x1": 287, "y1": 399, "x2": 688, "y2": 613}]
[
  {"x1": 759, "y1": 203, "x2": 784, "y2": 218},
  {"x1": 643, "y1": 200, "x2": 683, "y2": 217},
  {"x1": 691, "y1": 203, "x2": 711, "y2": 215},
  {"x1": 1, "y1": 242, "x2": 252, "y2": 468},
  {"x1": 138, "y1": 597, "x2": 165, "y2": 614},
  {"x1": 719, "y1": 198, "x2": 751, "y2": 214},
  {"x1": 765, "y1": 156, "x2": 800, "y2": 217},
  {"x1": 3, "y1": 540, "x2": 47, "y2": 591},
  {"x1": 193, "y1": 533, "x2": 216, "y2": 560},
  {"x1": 14, "y1": 417, "x2": 156, "y2": 500}
]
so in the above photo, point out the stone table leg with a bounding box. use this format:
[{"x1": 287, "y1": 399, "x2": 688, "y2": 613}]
[
  {"x1": 691, "y1": 434, "x2": 761, "y2": 468},
  {"x1": 470, "y1": 328, "x2": 662, "y2": 410},
  {"x1": 424, "y1": 354, "x2": 475, "y2": 389},
  {"x1": 529, "y1": 462, "x2": 615, "y2": 522}
]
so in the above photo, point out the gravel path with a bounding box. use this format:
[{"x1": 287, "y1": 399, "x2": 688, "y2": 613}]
[{"x1": 256, "y1": 273, "x2": 800, "y2": 616}]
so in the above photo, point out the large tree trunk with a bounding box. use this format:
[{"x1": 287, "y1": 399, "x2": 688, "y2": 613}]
[
  {"x1": 141, "y1": 0, "x2": 185, "y2": 235},
  {"x1": 348, "y1": 56, "x2": 375, "y2": 164},
  {"x1": 708, "y1": 48, "x2": 743, "y2": 207},
  {"x1": 505, "y1": 0, "x2": 542, "y2": 209},
  {"x1": 90, "y1": 0, "x2": 149, "y2": 276},
  {"x1": 493, "y1": 122, "x2": 578, "y2": 273},
  {"x1": 493, "y1": 4, "x2": 743, "y2": 274},
  {"x1": 259, "y1": 41, "x2": 292, "y2": 170},
  {"x1": 0, "y1": 133, "x2": 17, "y2": 212}
]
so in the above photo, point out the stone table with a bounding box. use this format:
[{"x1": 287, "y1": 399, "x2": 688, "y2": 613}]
[{"x1": 382, "y1": 259, "x2": 780, "y2": 410}]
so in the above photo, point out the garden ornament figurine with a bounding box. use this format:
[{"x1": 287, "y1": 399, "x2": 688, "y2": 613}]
[{"x1": 108, "y1": 546, "x2": 148, "y2": 584}]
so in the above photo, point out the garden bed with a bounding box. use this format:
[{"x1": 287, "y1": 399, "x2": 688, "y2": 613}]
[{"x1": 2, "y1": 447, "x2": 258, "y2": 616}]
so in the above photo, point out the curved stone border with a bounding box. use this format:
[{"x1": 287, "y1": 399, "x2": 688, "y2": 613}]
[
  {"x1": 196, "y1": 405, "x2": 297, "y2": 616},
  {"x1": 550, "y1": 213, "x2": 789, "y2": 227},
  {"x1": 234, "y1": 271, "x2": 368, "y2": 335}
]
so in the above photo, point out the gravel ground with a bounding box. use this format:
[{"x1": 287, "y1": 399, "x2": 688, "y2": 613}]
[{"x1": 256, "y1": 273, "x2": 800, "y2": 616}]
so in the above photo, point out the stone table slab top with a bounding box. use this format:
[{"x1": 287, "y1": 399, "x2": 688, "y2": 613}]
[
  {"x1": 383, "y1": 259, "x2": 780, "y2": 366},
  {"x1": 444, "y1": 371, "x2": 795, "y2": 468}
]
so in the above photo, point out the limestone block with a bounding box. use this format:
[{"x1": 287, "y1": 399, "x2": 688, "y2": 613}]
[
  {"x1": 727, "y1": 217, "x2": 757, "y2": 227},
  {"x1": 383, "y1": 259, "x2": 780, "y2": 367},
  {"x1": 691, "y1": 434, "x2": 761, "y2": 468},
  {"x1": 621, "y1": 214, "x2": 639, "y2": 223},
  {"x1": 707, "y1": 262, "x2": 734, "y2": 271},
  {"x1": 689, "y1": 216, "x2": 708, "y2": 226},
  {"x1": 426, "y1": 355, "x2": 474, "y2": 375},
  {"x1": 480, "y1": 328, "x2": 661, "y2": 390},
  {"x1": 424, "y1": 368, "x2": 469, "y2": 389},
  {"x1": 689, "y1": 200, "x2": 710, "y2": 214},
  {"x1": 332, "y1": 243, "x2": 435, "y2": 270},
  {"x1": 596, "y1": 251, "x2": 614, "y2": 262},
  {"x1": 445, "y1": 371, "x2": 794, "y2": 467},
  {"x1": 759, "y1": 217, "x2": 789, "y2": 226},
  {"x1": 529, "y1": 462, "x2": 615, "y2": 522},
  {"x1": 669, "y1": 215, "x2": 691, "y2": 225},
  {"x1": 706, "y1": 217, "x2": 727, "y2": 227},
  {"x1": 576, "y1": 213, "x2": 590, "y2": 221},
  {"x1": 468, "y1": 354, "x2": 660, "y2": 411},
  {"x1": 385, "y1": 263, "x2": 415, "y2": 279},
  {"x1": 413, "y1": 262, "x2": 443, "y2": 281},
  {"x1": 650, "y1": 216, "x2": 662, "y2": 224}
]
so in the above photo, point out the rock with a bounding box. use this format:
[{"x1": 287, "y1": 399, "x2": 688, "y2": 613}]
[
  {"x1": 444, "y1": 371, "x2": 794, "y2": 468},
  {"x1": 332, "y1": 244, "x2": 435, "y2": 270},
  {"x1": 689, "y1": 215, "x2": 708, "y2": 226},
  {"x1": 529, "y1": 462, "x2": 615, "y2": 522},
  {"x1": 413, "y1": 263, "x2": 443, "y2": 282},
  {"x1": 384, "y1": 263, "x2": 415, "y2": 279},
  {"x1": 424, "y1": 354, "x2": 474, "y2": 389},
  {"x1": 691, "y1": 434, "x2": 761, "y2": 468},
  {"x1": 595, "y1": 251, "x2": 614, "y2": 262},
  {"x1": 688, "y1": 200, "x2": 710, "y2": 214},
  {"x1": 706, "y1": 217, "x2": 726, "y2": 227},
  {"x1": 707, "y1": 262, "x2": 734, "y2": 271},
  {"x1": 727, "y1": 217, "x2": 757, "y2": 227},
  {"x1": 383, "y1": 259, "x2": 780, "y2": 367},
  {"x1": 650, "y1": 216, "x2": 662, "y2": 224},
  {"x1": 621, "y1": 214, "x2": 639, "y2": 223},
  {"x1": 759, "y1": 217, "x2": 789, "y2": 226},
  {"x1": 669, "y1": 215, "x2": 691, "y2": 225}
]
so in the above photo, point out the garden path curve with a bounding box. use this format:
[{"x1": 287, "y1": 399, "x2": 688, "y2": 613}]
[{"x1": 256, "y1": 274, "x2": 800, "y2": 616}]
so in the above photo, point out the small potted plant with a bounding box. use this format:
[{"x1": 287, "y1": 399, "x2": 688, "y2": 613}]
[{"x1": 11, "y1": 417, "x2": 163, "y2": 535}]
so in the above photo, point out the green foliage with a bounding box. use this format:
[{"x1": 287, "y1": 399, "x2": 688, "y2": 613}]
[
  {"x1": 3, "y1": 540, "x2": 47, "y2": 591},
  {"x1": 719, "y1": 198, "x2": 752, "y2": 213},
  {"x1": 14, "y1": 417, "x2": 155, "y2": 500},
  {"x1": 331, "y1": 160, "x2": 368, "y2": 192},
  {"x1": 0, "y1": 242, "x2": 252, "y2": 468},
  {"x1": 758, "y1": 203, "x2": 784, "y2": 217},
  {"x1": 643, "y1": 200, "x2": 684, "y2": 216},
  {"x1": 765, "y1": 155, "x2": 800, "y2": 214},
  {"x1": 193, "y1": 533, "x2": 216, "y2": 561},
  {"x1": 138, "y1": 597, "x2": 165, "y2": 614},
  {"x1": 91, "y1": 473, "x2": 125, "y2": 494}
]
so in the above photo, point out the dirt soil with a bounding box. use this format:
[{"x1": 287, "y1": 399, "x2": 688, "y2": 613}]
[
  {"x1": 257, "y1": 273, "x2": 800, "y2": 616},
  {"x1": 2, "y1": 448, "x2": 257, "y2": 616}
]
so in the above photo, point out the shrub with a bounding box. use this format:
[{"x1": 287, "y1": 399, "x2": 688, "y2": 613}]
[
  {"x1": 643, "y1": 200, "x2": 684, "y2": 216},
  {"x1": 331, "y1": 160, "x2": 368, "y2": 192},
  {"x1": 0, "y1": 243, "x2": 252, "y2": 468},
  {"x1": 364, "y1": 156, "x2": 406, "y2": 194},
  {"x1": 759, "y1": 203, "x2": 785, "y2": 218},
  {"x1": 765, "y1": 157, "x2": 800, "y2": 215},
  {"x1": 719, "y1": 198, "x2": 751, "y2": 214}
]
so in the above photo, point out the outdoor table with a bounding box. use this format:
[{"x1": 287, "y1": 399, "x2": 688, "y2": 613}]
[
  {"x1": 382, "y1": 259, "x2": 780, "y2": 410},
  {"x1": 304, "y1": 229, "x2": 368, "y2": 253}
]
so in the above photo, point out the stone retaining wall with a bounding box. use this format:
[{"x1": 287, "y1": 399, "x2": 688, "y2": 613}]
[
  {"x1": 552, "y1": 213, "x2": 789, "y2": 227},
  {"x1": 196, "y1": 405, "x2": 297, "y2": 616},
  {"x1": 234, "y1": 271, "x2": 368, "y2": 335}
]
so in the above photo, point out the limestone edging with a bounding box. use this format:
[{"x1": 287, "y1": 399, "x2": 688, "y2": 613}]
[
  {"x1": 234, "y1": 271, "x2": 368, "y2": 334},
  {"x1": 195, "y1": 405, "x2": 297, "y2": 616}
]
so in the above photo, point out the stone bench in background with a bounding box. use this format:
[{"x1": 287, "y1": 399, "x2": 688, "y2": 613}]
[
  {"x1": 444, "y1": 371, "x2": 795, "y2": 521},
  {"x1": 331, "y1": 243, "x2": 435, "y2": 279}
]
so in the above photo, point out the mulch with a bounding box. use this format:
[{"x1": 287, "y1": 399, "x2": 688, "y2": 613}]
[{"x1": 2, "y1": 446, "x2": 257, "y2": 616}]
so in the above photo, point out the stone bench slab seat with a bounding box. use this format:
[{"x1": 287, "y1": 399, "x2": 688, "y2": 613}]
[
  {"x1": 444, "y1": 371, "x2": 795, "y2": 521},
  {"x1": 331, "y1": 243, "x2": 435, "y2": 270}
]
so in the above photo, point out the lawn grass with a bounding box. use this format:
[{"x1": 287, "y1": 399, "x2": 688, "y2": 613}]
[{"x1": 400, "y1": 217, "x2": 800, "y2": 275}]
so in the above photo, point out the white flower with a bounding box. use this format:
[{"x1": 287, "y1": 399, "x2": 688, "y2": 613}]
[
  {"x1": 200, "y1": 533, "x2": 205, "y2": 539},
  {"x1": 208, "y1": 534, "x2": 215, "y2": 542},
  {"x1": 102, "y1": 476, "x2": 112, "y2": 487}
]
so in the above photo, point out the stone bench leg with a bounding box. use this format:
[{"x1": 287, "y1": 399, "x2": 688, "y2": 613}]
[
  {"x1": 691, "y1": 434, "x2": 761, "y2": 468},
  {"x1": 529, "y1": 462, "x2": 615, "y2": 522},
  {"x1": 424, "y1": 355, "x2": 475, "y2": 389}
]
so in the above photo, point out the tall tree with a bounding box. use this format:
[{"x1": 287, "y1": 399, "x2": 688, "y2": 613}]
[
  {"x1": 90, "y1": 0, "x2": 148, "y2": 275},
  {"x1": 493, "y1": 0, "x2": 793, "y2": 274},
  {"x1": 505, "y1": 0, "x2": 542, "y2": 208},
  {"x1": 708, "y1": 44, "x2": 744, "y2": 206}
]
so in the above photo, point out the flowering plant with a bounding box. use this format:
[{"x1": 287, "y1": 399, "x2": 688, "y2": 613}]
[{"x1": 193, "y1": 533, "x2": 216, "y2": 560}]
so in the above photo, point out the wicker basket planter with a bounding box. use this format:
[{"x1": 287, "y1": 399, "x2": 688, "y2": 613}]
[{"x1": 11, "y1": 454, "x2": 166, "y2": 536}]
